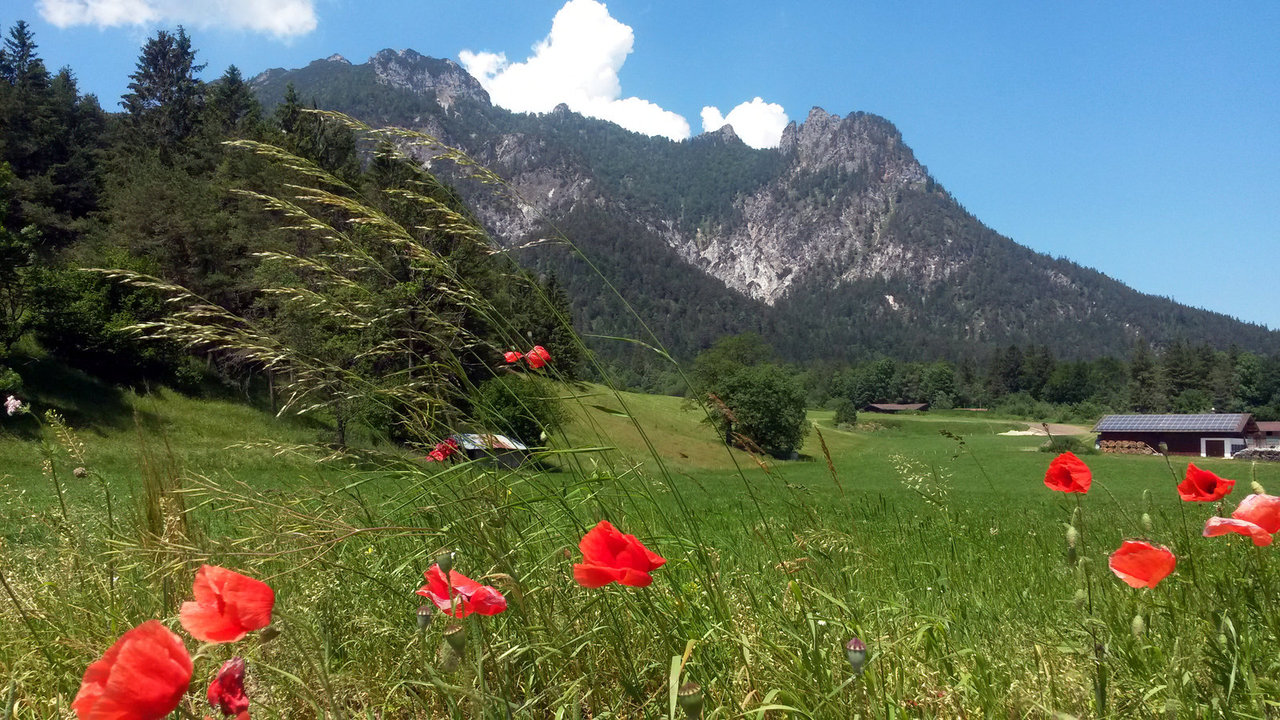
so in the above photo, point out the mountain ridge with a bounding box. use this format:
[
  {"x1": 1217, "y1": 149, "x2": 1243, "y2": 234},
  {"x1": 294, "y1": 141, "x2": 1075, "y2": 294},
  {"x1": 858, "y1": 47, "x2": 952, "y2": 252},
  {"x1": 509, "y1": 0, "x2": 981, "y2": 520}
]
[{"x1": 248, "y1": 50, "x2": 1280, "y2": 363}]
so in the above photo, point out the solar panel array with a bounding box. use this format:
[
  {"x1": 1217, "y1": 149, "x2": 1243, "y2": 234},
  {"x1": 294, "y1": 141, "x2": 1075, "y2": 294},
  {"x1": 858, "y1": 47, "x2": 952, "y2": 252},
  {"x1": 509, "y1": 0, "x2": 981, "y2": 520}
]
[{"x1": 1093, "y1": 414, "x2": 1248, "y2": 433}]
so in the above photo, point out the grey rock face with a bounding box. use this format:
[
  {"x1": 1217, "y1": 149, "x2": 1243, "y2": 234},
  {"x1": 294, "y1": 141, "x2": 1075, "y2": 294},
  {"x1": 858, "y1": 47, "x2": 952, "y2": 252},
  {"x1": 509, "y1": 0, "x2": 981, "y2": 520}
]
[
  {"x1": 678, "y1": 108, "x2": 933, "y2": 303},
  {"x1": 370, "y1": 49, "x2": 490, "y2": 109},
  {"x1": 443, "y1": 105, "x2": 944, "y2": 306}
]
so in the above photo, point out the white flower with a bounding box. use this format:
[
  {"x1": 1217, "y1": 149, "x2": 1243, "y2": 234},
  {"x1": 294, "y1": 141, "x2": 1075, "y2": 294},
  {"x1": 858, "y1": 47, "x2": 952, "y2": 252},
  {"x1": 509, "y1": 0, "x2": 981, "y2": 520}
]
[{"x1": 4, "y1": 395, "x2": 22, "y2": 416}]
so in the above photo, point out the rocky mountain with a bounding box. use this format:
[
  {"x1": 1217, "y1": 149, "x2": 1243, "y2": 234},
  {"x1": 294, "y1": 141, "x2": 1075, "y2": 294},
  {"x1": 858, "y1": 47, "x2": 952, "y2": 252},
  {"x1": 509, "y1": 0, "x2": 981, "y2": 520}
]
[{"x1": 250, "y1": 50, "x2": 1280, "y2": 367}]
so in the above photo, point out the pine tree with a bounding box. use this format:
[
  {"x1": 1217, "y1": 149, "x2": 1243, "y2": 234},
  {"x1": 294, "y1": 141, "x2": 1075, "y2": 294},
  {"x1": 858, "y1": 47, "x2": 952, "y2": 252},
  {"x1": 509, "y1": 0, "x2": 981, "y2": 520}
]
[
  {"x1": 1129, "y1": 338, "x2": 1168, "y2": 412},
  {"x1": 121, "y1": 27, "x2": 206, "y2": 150},
  {"x1": 206, "y1": 65, "x2": 261, "y2": 136}
]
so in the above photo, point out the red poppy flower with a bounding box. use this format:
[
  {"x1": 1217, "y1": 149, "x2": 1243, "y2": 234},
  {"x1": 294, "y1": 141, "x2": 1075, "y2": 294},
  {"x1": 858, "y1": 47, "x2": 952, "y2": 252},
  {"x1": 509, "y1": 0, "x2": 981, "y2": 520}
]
[
  {"x1": 1044, "y1": 452, "x2": 1091, "y2": 494},
  {"x1": 1176, "y1": 463, "x2": 1236, "y2": 502},
  {"x1": 207, "y1": 657, "x2": 249, "y2": 716},
  {"x1": 503, "y1": 351, "x2": 523, "y2": 364},
  {"x1": 1108, "y1": 540, "x2": 1176, "y2": 589},
  {"x1": 1233, "y1": 493, "x2": 1280, "y2": 533},
  {"x1": 1202, "y1": 493, "x2": 1280, "y2": 546},
  {"x1": 1203, "y1": 517, "x2": 1274, "y2": 546},
  {"x1": 573, "y1": 520, "x2": 666, "y2": 588},
  {"x1": 425, "y1": 438, "x2": 460, "y2": 463},
  {"x1": 180, "y1": 565, "x2": 276, "y2": 644},
  {"x1": 525, "y1": 345, "x2": 551, "y2": 369},
  {"x1": 416, "y1": 564, "x2": 507, "y2": 618},
  {"x1": 73, "y1": 620, "x2": 193, "y2": 720}
]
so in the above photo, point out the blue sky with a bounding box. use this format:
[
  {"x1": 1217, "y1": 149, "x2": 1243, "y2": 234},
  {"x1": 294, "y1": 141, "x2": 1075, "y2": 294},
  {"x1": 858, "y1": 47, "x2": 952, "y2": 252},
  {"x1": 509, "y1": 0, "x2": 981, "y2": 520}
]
[{"x1": 11, "y1": 1, "x2": 1280, "y2": 328}]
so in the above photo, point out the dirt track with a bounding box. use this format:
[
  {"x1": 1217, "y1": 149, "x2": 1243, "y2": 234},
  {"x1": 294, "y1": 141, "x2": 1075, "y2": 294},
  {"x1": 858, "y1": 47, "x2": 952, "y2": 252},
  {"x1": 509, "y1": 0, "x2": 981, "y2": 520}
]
[{"x1": 999, "y1": 422, "x2": 1092, "y2": 437}]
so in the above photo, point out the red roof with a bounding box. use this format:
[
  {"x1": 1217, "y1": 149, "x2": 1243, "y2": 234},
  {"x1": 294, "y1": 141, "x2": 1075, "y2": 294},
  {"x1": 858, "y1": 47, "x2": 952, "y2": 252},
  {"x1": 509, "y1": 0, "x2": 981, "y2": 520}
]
[{"x1": 1258, "y1": 422, "x2": 1280, "y2": 434}]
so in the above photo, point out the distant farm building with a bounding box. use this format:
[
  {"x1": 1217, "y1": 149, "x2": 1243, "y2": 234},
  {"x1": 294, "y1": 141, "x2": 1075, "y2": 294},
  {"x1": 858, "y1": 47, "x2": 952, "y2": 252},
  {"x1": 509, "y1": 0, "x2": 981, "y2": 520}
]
[
  {"x1": 1093, "y1": 414, "x2": 1262, "y2": 458},
  {"x1": 449, "y1": 433, "x2": 529, "y2": 468},
  {"x1": 1258, "y1": 422, "x2": 1280, "y2": 448},
  {"x1": 863, "y1": 403, "x2": 929, "y2": 413}
]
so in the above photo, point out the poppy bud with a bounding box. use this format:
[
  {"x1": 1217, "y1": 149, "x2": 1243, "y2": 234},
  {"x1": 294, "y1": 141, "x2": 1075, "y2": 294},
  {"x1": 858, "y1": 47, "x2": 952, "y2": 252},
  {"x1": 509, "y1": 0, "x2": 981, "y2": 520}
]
[
  {"x1": 1158, "y1": 442, "x2": 1168, "y2": 455},
  {"x1": 1141, "y1": 513, "x2": 1153, "y2": 535},
  {"x1": 258, "y1": 626, "x2": 280, "y2": 643},
  {"x1": 1164, "y1": 699, "x2": 1178, "y2": 720},
  {"x1": 1131, "y1": 614, "x2": 1145, "y2": 638},
  {"x1": 436, "y1": 550, "x2": 455, "y2": 575},
  {"x1": 1218, "y1": 632, "x2": 1228, "y2": 648},
  {"x1": 844, "y1": 637, "x2": 867, "y2": 676},
  {"x1": 73, "y1": 466, "x2": 87, "y2": 478},
  {"x1": 1072, "y1": 589, "x2": 1087, "y2": 609},
  {"x1": 677, "y1": 682, "x2": 704, "y2": 720},
  {"x1": 443, "y1": 623, "x2": 465, "y2": 653},
  {"x1": 438, "y1": 644, "x2": 461, "y2": 673},
  {"x1": 416, "y1": 604, "x2": 433, "y2": 630},
  {"x1": 1065, "y1": 525, "x2": 1078, "y2": 550},
  {"x1": 1252, "y1": 480, "x2": 1266, "y2": 495}
]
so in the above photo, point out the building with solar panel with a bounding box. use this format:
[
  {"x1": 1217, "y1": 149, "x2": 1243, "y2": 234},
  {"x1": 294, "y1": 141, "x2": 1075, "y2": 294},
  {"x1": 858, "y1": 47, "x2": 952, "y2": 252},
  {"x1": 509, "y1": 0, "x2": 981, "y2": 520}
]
[{"x1": 1092, "y1": 414, "x2": 1263, "y2": 458}]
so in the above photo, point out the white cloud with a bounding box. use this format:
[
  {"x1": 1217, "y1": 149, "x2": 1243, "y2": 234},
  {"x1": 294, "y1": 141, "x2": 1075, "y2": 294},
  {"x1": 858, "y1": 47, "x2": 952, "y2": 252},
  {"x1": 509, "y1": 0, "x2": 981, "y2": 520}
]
[
  {"x1": 37, "y1": 0, "x2": 317, "y2": 38},
  {"x1": 459, "y1": 0, "x2": 691, "y2": 141},
  {"x1": 701, "y1": 97, "x2": 789, "y2": 149}
]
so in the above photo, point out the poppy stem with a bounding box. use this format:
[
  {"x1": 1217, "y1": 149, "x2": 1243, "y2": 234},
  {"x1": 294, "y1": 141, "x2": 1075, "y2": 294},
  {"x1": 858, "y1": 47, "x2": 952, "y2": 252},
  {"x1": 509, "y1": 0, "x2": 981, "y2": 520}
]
[
  {"x1": 1074, "y1": 495, "x2": 1093, "y2": 616},
  {"x1": 1253, "y1": 545, "x2": 1277, "y2": 634},
  {"x1": 1174, "y1": 500, "x2": 1200, "y2": 587},
  {"x1": 1074, "y1": 494, "x2": 1106, "y2": 714}
]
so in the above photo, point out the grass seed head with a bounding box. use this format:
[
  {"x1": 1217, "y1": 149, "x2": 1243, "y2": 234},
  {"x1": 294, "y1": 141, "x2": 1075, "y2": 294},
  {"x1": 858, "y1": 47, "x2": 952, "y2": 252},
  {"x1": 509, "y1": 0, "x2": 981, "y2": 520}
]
[
  {"x1": 1131, "y1": 614, "x2": 1145, "y2": 638},
  {"x1": 1141, "y1": 513, "x2": 1153, "y2": 534}
]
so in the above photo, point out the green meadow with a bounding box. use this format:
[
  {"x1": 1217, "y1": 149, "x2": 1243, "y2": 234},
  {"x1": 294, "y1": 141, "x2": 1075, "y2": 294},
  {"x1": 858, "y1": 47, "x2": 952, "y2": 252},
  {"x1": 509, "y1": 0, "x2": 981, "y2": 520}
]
[{"x1": 3, "y1": 362, "x2": 1280, "y2": 718}]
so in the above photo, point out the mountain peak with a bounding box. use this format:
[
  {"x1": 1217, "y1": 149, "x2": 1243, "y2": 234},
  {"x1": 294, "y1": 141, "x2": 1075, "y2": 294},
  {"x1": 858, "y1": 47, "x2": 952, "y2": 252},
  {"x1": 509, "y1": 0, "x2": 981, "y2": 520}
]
[
  {"x1": 369, "y1": 48, "x2": 490, "y2": 108},
  {"x1": 696, "y1": 123, "x2": 741, "y2": 145}
]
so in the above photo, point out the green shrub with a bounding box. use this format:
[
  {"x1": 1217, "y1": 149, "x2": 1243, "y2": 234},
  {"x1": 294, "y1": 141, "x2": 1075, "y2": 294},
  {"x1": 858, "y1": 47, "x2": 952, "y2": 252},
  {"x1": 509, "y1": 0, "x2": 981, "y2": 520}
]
[
  {"x1": 717, "y1": 364, "x2": 809, "y2": 459},
  {"x1": 472, "y1": 375, "x2": 567, "y2": 447},
  {"x1": 1039, "y1": 435, "x2": 1095, "y2": 454},
  {"x1": 0, "y1": 365, "x2": 21, "y2": 395},
  {"x1": 832, "y1": 397, "x2": 858, "y2": 425}
]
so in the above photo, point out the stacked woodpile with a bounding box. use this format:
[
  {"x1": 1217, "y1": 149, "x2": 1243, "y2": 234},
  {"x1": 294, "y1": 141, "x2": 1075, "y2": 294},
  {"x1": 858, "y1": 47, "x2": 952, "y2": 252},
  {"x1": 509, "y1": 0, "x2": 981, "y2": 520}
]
[
  {"x1": 1100, "y1": 440, "x2": 1159, "y2": 455},
  {"x1": 1232, "y1": 447, "x2": 1280, "y2": 462}
]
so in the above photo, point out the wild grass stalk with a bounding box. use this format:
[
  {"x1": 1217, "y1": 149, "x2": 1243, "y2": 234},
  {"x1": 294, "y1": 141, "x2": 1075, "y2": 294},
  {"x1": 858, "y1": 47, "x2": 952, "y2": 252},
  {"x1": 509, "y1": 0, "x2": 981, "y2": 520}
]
[{"x1": 3, "y1": 112, "x2": 1280, "y2": 716}]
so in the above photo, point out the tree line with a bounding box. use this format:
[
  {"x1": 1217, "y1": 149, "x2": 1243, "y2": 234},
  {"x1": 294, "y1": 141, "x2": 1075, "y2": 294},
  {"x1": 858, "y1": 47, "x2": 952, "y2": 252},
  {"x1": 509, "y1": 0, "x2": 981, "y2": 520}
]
[{"x1": 0, "y1": 21, "x2": 579, "y2": 446}]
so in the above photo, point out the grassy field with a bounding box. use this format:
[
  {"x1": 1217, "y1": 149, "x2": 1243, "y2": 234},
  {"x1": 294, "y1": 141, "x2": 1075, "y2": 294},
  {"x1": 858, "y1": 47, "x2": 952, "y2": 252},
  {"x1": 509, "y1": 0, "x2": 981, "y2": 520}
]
[{"x1": 3, "y1": 374, "x2": 1280, "y2": 718}]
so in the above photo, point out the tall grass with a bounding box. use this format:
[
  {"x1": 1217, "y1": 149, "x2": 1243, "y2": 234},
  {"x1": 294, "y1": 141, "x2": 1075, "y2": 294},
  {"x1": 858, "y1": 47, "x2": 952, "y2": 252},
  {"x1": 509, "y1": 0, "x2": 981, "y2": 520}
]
[{"x1": 1, "y1": 115, "x2": 1279, "y2": 718}]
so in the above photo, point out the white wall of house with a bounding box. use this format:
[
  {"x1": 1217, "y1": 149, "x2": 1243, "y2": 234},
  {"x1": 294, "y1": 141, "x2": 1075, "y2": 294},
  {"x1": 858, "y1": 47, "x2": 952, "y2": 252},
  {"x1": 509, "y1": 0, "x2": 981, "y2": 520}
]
[{"x1": 1203, "y1": 437, "x2": 1247, "y2": 457}]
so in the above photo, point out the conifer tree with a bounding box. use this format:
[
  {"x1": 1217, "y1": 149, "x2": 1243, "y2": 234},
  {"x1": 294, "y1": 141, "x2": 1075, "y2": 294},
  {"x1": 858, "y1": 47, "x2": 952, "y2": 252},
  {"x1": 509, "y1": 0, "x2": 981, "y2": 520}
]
[
  {"x1": 121, "y1": 27, "x2": 205, "y2": 150},
  {"x1": 1128, "y1": 338, "x2": 1168, "y2": 412}
]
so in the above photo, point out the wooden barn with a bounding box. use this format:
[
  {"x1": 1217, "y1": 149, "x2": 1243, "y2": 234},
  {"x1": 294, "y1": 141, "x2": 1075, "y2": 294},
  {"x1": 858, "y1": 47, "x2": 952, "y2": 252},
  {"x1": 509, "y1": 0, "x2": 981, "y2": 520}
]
[
  {"x1": 863, "y1": 402, "x2": 929, "y2": 413},
  {"x1": 1257, "y1": 422, "x2": 1280, "y2": 448},
  {"x1": 1093, "y1": 414, "x2": 1262, "y2": 458}
]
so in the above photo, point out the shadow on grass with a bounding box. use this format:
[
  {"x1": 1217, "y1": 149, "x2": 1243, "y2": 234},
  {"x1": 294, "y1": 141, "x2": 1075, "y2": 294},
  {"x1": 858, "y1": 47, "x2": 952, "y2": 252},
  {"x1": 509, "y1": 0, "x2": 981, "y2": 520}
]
[{"x1": 5, "y1": 351, "x2": 161, "y2": 438}]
